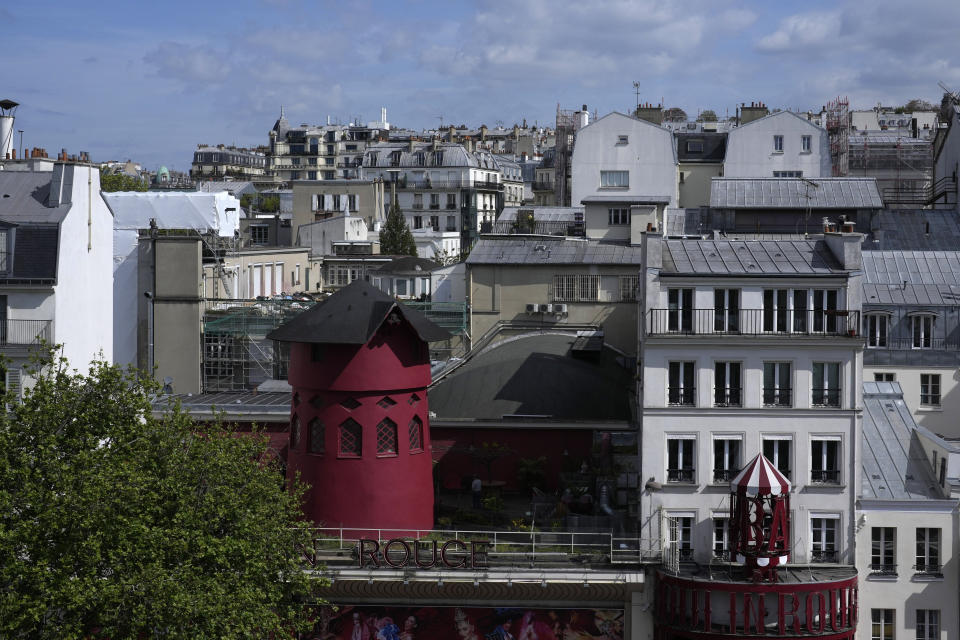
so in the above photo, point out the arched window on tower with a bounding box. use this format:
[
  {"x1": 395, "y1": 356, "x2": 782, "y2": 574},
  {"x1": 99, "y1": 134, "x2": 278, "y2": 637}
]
[
  {"x1": 408, "y1": 416, "x2": 423, "y2": 453},
  {"x1": 339, "y1": 418, "x2": 362, "y2": 457},
  {"x1": 309, "y1": 418, "x2": 325, "y2": 454},
  {"x1": 290, "y1": 414, "x2": 301, "y2": 449},
  {"x1": 376, "y1": 418, "x2": 398, "y2": 456}
]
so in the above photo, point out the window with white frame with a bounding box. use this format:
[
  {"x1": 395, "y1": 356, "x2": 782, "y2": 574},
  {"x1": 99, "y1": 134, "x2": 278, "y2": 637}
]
[
  {"x1": 871, "y1": 609, "x2": 894, "y2": 640},
  {"x1": 810, "y1": 515, "x2": 840, "y2": 563},
  {"x1": 668, "y1": 361, "x2": 696, "y2": 406},
  {"x1": 0, "y1": 228, "x2": 9, "y2": 273},
  {"x1": 812, "y1": 362, "x2": 841, "y2": 407},
  {"x1": 916, "y1": 528, "x2": 941, "y2": 575},
  {"x1": 250, "y1": 225, "x2": 269, "y2": 245},
  {"x1": 773, "y1": 135, "x2": 784, "y2": 152},
  {"x1": 865, "y1": 314, "x2": 888, "y2": 347},
  {"x1": 763, "y1": 289, "x2": 790, "y2": 332},
  {"x1": 913, "y1": 315, "x2": 935, "y2": 348},
  {"x1": 762, "y1": 436, "x2": 792, "y2": 479},
  {"x1": 666, "y1": 512, "x2": 694, "y2": 560},
  {"x1": 666, "y1": 436, "x2": 696, "y2": 483},
  {"x1": 813, "y1": 289, "x2": 839, "y2": 332},
  {"x1": 553, "y1": 275, "x2": 600, "y2": 302},
  {"x1": 608, "y1": 208, "x2": 629, "y2": 225},
  {"x1": 713, "y1": 517, "x2": 730, "y2": 560},
  {"x1": 763, "y1": 362, "x2": 792, "y2": 406},
  {"x1": 773, "y1": 170, "x2": 804, "y2": 178},
  {"x1": 616, "y1": 135, "x2": 629, "y2": 145},
  {"x1": 871, "y1": 527, "x2": 896, "y2": 575},
  {"x1": 811, "y1": 437, "x2": 841, "y2": 484},
  {"x1": 916, "y1": 610, "x2": 939, "y2": 640},
  {"x1": 618, "y1": 275, "x2": 638, "y2": 302},
  {"x1": 714, "y1": 361, "x2": 742, "y2": 407},
  {"x1": 920, "y1": 374, "x2": 941, "y2": 407},
  {"x1": 713, "y1": 436, "x2": 741, "y2": 482},
  {"x1": 600, "y1": 170, "x2": 629, "y2": 188},
  {"x1": 874, "y1": 372, "x2": 896, "y2": 382},
  {"x1": 802, "y1": 135, "x2": 812, "y2": 152},
  {"x1": 668, "y1": 288, "x2": 693, "y2": 332},
  {"x1": 714, "y1": 288, "x2": 739, "y2": 332}
]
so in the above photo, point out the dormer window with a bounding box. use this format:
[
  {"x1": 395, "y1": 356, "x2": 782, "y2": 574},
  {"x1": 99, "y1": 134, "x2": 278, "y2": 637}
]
[
  {"x1": 617, "y1": 135, "x2": 629, "y2": 145},
  {"x1": 390, "y1": 150, "x2": 402, "y2": 167},
  {"x1": 686, "y1": 140, "x2": 703, "y2": 153}
]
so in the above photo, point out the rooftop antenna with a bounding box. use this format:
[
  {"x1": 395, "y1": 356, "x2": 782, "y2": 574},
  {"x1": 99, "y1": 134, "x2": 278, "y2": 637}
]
[
  {"x1": 436, "y1": 114, "x2": 443, "y2": 129},
  {"x1": 632, "y1": 81, "x2": 641, "y2": 112}
]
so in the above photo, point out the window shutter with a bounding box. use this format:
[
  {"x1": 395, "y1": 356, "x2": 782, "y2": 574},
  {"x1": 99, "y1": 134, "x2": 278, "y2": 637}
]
[
  {"x1": 5, "y1": 368, "x2": 22, "y2": 408},
  {"x1": 311, "y1": 194, "x2": 318, "y2": 211}
]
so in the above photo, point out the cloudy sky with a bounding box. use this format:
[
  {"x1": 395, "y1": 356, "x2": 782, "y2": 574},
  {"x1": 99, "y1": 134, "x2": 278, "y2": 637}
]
[{"x1": 3, "y1": 0, "x2": 958, "y2": 171}]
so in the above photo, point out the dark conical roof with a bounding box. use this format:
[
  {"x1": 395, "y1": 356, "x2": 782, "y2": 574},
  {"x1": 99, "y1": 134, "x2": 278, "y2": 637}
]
[
  {"x1": 271, "y1": 106, "x2": 290, "y2": 136},
  {"x1": 267, "y1": 279, "x2": 450, "y2": 345}
]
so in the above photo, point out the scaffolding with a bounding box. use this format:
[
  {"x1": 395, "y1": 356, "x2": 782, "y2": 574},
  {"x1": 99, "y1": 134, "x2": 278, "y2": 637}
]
[
  {"x1": 849, "y1": 134, "x2": 934, "y2": 206},
  {"x1": 825, "y1": 96, "x2": 850, "y2": 177},
  {"x1": 201, "y1": 298, "x2": 469, "y2": 392},
  {"x1": 554, "y1": 105, "x2": 576, "y2": 207}
]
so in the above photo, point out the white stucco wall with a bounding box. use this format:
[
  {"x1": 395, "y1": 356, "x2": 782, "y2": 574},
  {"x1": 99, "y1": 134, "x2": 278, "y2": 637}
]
[
  {"x1": 934, "y1": 108, "x2": 960, "y2": 209},
  {"x1": 54, "y1": 165, "x2": 114, "y2": 369},
  {"x1": 570, "y1": 112, "x2": 678, "y2": 213},
  {"x1": 431, "y1": 262, "x2": 466, "y2": 303},
  {"x1": 725, "y1": 111, "x2": 831, "y2": 178},
  {"x1": 854, "y1": 505, "x2": 958, "y2": 640},
  {"x1": 864, "y1": 365, "x2": 960, "y2": 438}
]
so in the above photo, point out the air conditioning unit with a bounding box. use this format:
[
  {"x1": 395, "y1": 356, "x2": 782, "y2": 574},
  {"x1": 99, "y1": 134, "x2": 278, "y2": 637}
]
[
  {"x1": 543, "y1": 303, "x2": 554, "y2": 313},
  {"x1": 553, "y1": 303, "x2": 568, "y2": 314},
  {"x1": 526, "y1": 303, "x2": 539, "y2": 313}
]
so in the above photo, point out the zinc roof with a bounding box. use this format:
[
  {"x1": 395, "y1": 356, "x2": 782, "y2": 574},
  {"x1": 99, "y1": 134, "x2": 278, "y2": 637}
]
[
  {"x1": 862, "y1": 250, "x2": 960, "y2": 305},
  {"x1": 861, "y1": 382, "x2": 945, "y2": 501},
  {"x1": 0, "y1": 171, "x2": 70, "y2": 224},
  {"x1": 662, "y1": 238, "x2": 844, "y2": 275},
  {"x1": 466, "y1": 237, "x2": 644, "y2": 265},
  {"x1": 710, "y1": 177, "x2": 883, "y2": 209}
]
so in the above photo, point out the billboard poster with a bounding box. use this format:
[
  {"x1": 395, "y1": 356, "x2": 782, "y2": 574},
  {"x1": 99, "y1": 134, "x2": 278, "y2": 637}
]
[{"x1": 308, "y1": 605, "x2": 624, "y2": 640}]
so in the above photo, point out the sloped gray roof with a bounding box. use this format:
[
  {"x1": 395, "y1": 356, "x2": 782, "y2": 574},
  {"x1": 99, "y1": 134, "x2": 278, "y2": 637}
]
[
  {"x1": 467, "y1": 237, "x2": 644, "y2": 265},
  {"x1": 863, "y1": 209, "x2": 960, "y2": 250},
  {"x1": 0, "y1": 171, "x2": 70, "y2": 224},
  {"x1": 862, "y1": 251, "x2": 960, "y2": 305},
  {"x1": 664, "y1": 208, "x2": 705, "y2": 237},
  {"x1": 662, "y1": 238, "x2": 844, "y2": 275},
  {"x1": 498, "y1": 207, "x2": 582, "y2": 224},
  {"x1": 362, "y1": 141, "x2": 500, "y2": 169},
  {"x1": 581, "y1": 194, "x2": 671, "y2": 204},
  {"x1": 267, "y1": 278, "x2": 449, "y2": 344},
  {"x1": 861, "y1": 382, "x2": 945, "y2": 501},
  {"x1": 710, "y1": 177, "x2": 883, "y2": 209},
  {"x1": 428, "y1": 333, "x2": 632, "y2": 423}
]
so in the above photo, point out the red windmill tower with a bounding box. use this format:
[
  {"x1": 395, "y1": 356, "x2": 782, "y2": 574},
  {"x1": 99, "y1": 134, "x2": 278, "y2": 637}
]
[
  {"x1": 729, "y1": 453, "x2": 792, "y2": 582},
  {"x1": 268, "y1": 279, "x2": 449, "y2": 532}
]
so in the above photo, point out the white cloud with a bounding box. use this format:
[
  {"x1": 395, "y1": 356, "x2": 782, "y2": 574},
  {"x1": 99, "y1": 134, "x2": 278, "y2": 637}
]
[
  {"x1": 756, "y1": 12, "x2": 841, "y2": 53},
  {"x1": 143, "y1": 42, "x2": 231, "y2": 84}
]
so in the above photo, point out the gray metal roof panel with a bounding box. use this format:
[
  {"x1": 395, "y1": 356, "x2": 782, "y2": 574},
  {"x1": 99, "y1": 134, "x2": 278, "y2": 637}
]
[
  {"x1": 710, "y1": 177, "x2": 883, "y2": 209},
  {"x1": 662, "y1": 238, "x2": 844, "y2": 275},
  {"x1": 861, "y1": 382, "x2": 945, "y2": 501},
  {"x1": 467, "y1": 237, "x2": 644, "y2": 265},
  {"x1": 0, "y1": 171, "x2": 70, "y2": 224},
  {"x1": 580, "y1": 195, "x2": 672, "y2": 204}
]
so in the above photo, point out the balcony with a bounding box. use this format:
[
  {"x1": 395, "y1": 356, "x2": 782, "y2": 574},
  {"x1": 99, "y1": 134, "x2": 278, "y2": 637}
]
[
  {"x1": 762, "y1": 387, "x2": 792, "y2": 407},
  {"x1": 532, "y1": 181, "x2": 555, "y2": 191},
  {"x1": 411, "y1": 203, "x2": 424, "y2": 210},
  {"x1": 648, "y1": 309, "x2": 860, "y2": 337},
  {"x1": 811, "y1": 549, "x2": 839, "y2": 563},
  {"x1": 429, "y1": 203, "x2": 440, "y2": 210},
  {"x1": 667, "y1": 468, "x2": 695, "y2": 483},
  {"x1": 714, "y1": 389, "x2": 742, "y2": 407},
  {"x1": 445, "y1": 203, "x2": 457, "y2": 209},
  {"x1": 914, "y1": 563, "x2": 943, "y2": 578},
  {"x1": 1, "y1": 319, "x2": 52, "y2": 347},
  {"x1": 869, "y1": 563, "x2": 897, "y2": 577},
  {"x1": 667, "y1": 387, "x2": 695, "y2": 406},
  {"x1": 810, "y1": 469, "x2": 841, "y2": 484},
  {"x1": 812, "y1": 389, "x2": 841, "y2": 408},
  {"x1": 712, "y1": 469, "x2": 735, "y2": 483}
]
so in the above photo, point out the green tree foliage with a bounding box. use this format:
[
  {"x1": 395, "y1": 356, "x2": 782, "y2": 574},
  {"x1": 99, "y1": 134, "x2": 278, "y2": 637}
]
[
  {"x1": 902, "y1": 98, "x2": 935, "y2": 113},
  {"x1": 697, "y1": 110, "x2": 718, "y2": 122},
  {"x1": 663, "y1": 107, "x2": 688, "y2": 123},
  {"x1": 100, "y1": 170, "x2": 148, "y2": 192},
  {"x1": 0, "y1": 356, "x2": 323, "y2": 638},
  {"x1": 378, "y1": 199, "x2": 417, "y2": 257},
  {"x1": 240, "y1": 193, "x2": 280, "y2": 213}
]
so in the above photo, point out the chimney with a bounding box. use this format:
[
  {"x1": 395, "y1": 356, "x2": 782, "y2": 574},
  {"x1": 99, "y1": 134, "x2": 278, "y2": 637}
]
[
  {"x1": 408, "y1": 138, "x2": 415, "y2": 153},
  {"x1": 739, "y1": 101, "x2": 770, "y2": 125},
  {"x1": 824, "y1": 223, "x2": 863, "y2": 270},
  {"x1": 635, "y1": 104, "x2": 664, "y2": 125},
  {"x1": 448, "y1": 125, "x2": 455, "y2": 141},
  {"x1": 480, "y1": 124, "x2": 488, "y2": 141}
]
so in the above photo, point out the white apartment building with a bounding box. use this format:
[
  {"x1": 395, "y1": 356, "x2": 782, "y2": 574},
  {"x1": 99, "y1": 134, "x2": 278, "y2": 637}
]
[
  {"x1": 570, "y1": 112, "x2": 677, "y2": 241},
  {"x1": 360, "y1": 140, "x2": 506, "y2": 258},
  {"x1": 639, "y1": 231, "x2": 864, "y2": 568},
  {"x1": 0, "y1": 162, "x2": 113, "y2": 390},
  {"x1": 724, "y1": 110, "x2": 831, "y2": 178},
  {"x1": 269, "y1": 108, "x2": 383, "y2": 182},
  {"x1": 857, "y1": 381, "x2": 958, "y2": 640}
]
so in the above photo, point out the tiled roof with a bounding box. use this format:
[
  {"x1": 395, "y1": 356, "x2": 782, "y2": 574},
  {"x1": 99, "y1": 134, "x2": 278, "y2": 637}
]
[
  {"x1": 710, "y1": 177, "x2": 883, "y2": 209},
  {"x1": 662, "y1": 238, "x2": 844, "y2": 275}
]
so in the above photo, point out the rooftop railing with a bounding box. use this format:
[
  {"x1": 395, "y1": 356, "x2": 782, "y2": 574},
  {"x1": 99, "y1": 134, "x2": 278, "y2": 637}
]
[
  {"x1": 304, "y1": 527, "x2": 662, "y2": 567},
  {"x1": 648, "y1": 308, "x2": 860, "y2": 337}
]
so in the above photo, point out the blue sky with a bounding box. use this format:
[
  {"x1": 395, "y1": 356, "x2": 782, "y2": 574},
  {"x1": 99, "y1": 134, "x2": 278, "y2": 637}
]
[{"x1": 3, "y1": 0, "x2": 958, "y2": 171}]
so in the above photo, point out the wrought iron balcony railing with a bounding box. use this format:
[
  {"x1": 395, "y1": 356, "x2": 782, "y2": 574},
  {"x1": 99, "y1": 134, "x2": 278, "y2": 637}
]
[
  {"x1": 667, "y1": 468, "x2": 695, "y2": 483},
  {"x1": 648, "y1": 308, "x2": 860, "y2": 337},
  {"x1": 810, "y1": 469, "x2": 841, "y2": 484},
  {"x1": 0, "y1": 319, "x2": 52, "y2": 346}
]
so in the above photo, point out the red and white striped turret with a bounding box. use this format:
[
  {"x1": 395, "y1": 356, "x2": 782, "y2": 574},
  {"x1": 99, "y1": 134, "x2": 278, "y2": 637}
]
[{"x1": 729, "y1": 454, "x2": 792, "y2": 582}]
